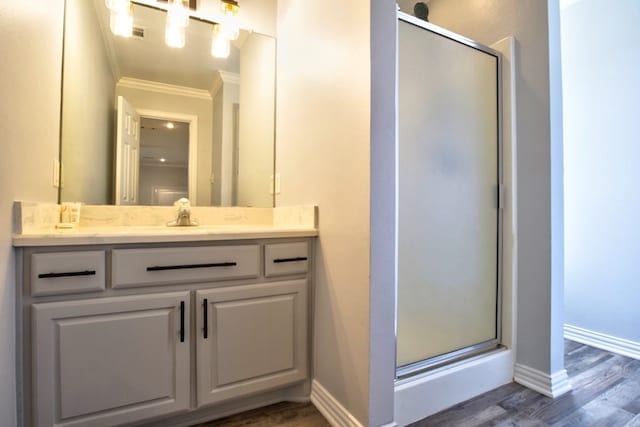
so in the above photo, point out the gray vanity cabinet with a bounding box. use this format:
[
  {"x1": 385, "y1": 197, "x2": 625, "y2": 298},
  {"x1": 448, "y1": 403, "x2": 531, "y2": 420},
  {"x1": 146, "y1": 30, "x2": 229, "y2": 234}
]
[
  {"x1": 31, "y1": 292, "x2": 191, "y2": 427},
  {"x1": 195, "y1": 280, "x2": 308, "y2": 406},
  {"x1": 19, "y1": 238, "x2": 313, "y2": 427}
]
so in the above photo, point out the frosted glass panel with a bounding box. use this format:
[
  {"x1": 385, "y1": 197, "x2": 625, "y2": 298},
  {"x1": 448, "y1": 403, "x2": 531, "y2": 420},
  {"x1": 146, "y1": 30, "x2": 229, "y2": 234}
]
[{"x1": 397, "y1": 21, "x2": 499, "y2": 368}]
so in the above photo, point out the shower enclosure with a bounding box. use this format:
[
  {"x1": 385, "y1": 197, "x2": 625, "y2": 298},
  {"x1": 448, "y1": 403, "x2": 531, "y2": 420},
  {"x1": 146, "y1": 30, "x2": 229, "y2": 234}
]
[{"x1": 396, "y1": 14, "x2": 503, "y2": 377}]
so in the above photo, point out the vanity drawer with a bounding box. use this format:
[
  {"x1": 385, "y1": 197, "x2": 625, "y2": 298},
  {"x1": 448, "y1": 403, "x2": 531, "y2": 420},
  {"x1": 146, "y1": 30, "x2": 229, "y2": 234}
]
[
  {"x1": 264, "y1": 242, "x2": 309, "y2": 277},
  {"x1": 31, "y1": 251, "x2": 106, "y2": 296},
  {"x1": 112, "y1": 245, "x2": 260, "y2": 288}
]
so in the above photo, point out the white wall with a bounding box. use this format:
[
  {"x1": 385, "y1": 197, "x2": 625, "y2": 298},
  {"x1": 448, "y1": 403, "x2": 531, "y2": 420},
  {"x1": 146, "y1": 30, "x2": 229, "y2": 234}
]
[
  {"x1": 116, "y1": 85, "x2": 213, "y2": 206},
  {"x1": 0, "y1": 0, "x2": 64, "y2": 423},
  {"x1": 275, "y1": 0, "x2": 371, "y2": 424},
  {"x1": 60, "y1": 0, "x2": 115, "y2": 204},
  {"x1": 562, "y1": 0, "x2": 640, "y2": 343},
  {"x1": 426, "y1": 0, "x2": 566, "y2": 375},
  {"x1": 238, "y1": 33, "x2": 276, "y2": 208}
]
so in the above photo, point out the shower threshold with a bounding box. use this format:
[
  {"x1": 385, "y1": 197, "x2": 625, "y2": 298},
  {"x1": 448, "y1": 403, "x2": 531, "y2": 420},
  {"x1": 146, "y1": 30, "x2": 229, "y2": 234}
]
[{"x1": 396, "y1": 340, "x2": 504, "y2": 380}]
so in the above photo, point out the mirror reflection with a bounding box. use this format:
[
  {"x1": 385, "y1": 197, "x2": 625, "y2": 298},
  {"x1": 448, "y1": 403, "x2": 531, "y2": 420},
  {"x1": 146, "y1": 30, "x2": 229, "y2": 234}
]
[{"x1": 60, "y1": 0, "x2": 276, "y2": 206}]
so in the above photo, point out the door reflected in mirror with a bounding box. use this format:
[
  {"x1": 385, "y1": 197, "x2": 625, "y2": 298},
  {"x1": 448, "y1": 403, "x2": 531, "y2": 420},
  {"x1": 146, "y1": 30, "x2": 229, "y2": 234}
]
[{"x1": 59, "y1": 0, "x2": 276, "y2": 207}]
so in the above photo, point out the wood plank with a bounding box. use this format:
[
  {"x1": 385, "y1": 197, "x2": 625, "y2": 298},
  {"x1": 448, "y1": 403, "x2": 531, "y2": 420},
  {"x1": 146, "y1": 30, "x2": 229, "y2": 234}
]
[
  {"x1": 551, "y1": 403, "x2": 634, "y2": 427},
  {"x1": 565, "y1": 345, "x2": 614, "y2": 377},
  {"x1": 409, "y1": 383, "x2": 525, "y2": 427}
]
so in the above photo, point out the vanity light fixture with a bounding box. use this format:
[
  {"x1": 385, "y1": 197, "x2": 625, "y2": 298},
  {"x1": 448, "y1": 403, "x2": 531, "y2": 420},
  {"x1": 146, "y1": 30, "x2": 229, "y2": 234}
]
[
  {"x1": 105, "y1": 0, "x2": 133, "y2": 37},
  {"x1": 165, "y1": 122, "x2": 175, "y2": 129},
  {"x1": 219, "y1": 0, "x2": 240, "y2": 41},
  {"x1": 159, "y1": 158, "x2": 167, "y2": 162},
  {"x1": 211, "y1": 24, "x2": 230, "y2": 58},
  {"x1": 165, "y1": 0, "x2": 190, "y2": 48}
]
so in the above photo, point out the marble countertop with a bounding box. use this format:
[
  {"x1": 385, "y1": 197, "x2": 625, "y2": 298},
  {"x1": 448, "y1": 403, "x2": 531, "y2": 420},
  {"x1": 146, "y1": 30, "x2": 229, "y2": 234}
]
[
  {"x1": 13, "y1": 202, "x2": 318, "y2": 247},
  {"x1": 13, "y1": 224, "x2": 318, "y2": 247}
]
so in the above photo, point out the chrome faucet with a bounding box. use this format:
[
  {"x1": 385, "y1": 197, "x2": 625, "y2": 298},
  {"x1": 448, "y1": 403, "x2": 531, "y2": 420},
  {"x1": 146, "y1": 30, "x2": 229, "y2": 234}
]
[{"x1": 167, "y1": 198, "x2": 198, "y2": 227}]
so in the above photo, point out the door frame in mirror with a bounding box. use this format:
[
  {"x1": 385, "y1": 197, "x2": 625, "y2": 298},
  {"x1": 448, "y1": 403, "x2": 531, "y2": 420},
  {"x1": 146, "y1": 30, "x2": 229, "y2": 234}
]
[{"x1": 135, "y1": 108, "x2": 198, "y2": 204}]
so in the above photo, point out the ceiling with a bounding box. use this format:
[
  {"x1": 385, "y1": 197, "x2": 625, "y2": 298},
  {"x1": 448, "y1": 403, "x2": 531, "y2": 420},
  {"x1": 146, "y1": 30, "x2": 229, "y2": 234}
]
[
  {"x1": 140, "y1": 117, "x2": 189, "y2": 167},
  {"x1": 94, "y1": 0, "x2": 243, "y2": 90}
]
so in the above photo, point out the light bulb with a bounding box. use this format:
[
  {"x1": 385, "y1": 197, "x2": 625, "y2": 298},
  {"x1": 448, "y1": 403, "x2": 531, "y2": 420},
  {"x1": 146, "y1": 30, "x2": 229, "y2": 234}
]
[
  {"x1": 211, "y1": 25, "x2": 230, "y2": 58},
  {"x1": 165, "y1": 24, "x2": 186, "y2": 48},
  {"x1": 219, "y1": 0, "x2": 240, "y2": 41},
  {"x1": 167, "y1": 0, "x2": 189, "y2": 28},
  {"x1": 110, "y1": 9, "x2": 133, "y2": 37}
]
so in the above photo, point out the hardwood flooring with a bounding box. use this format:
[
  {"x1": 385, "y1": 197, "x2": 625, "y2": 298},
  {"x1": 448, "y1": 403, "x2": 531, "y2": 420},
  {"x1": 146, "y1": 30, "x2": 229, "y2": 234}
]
[
  {"x1": 194, "y1": 340, "x2": 640, "y2": 426},
  {"x1": 410, "y1": 340, "x2": 640, "y2": 427},
  {"x1": 192, "y1": 401, "x2": 330, "y2": 427}
]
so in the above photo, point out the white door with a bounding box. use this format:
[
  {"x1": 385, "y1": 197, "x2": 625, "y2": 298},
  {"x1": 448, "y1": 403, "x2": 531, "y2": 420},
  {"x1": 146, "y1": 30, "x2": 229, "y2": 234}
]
[
  {"x1": 115, "y1": 96, "x2": 140, "y2": 205},
  {"x1": 32, "y1": 292, "x2": 190, "y2": 427},
  {"x1": 195, "y1": 280, "x2": 307, "y2": 407}
]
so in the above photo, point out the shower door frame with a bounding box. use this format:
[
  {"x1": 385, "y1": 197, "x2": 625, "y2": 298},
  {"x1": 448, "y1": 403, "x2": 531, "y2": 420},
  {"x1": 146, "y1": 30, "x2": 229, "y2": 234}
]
[{"x1": 395, "y1": 12, "x2": 504, "y2": 379}]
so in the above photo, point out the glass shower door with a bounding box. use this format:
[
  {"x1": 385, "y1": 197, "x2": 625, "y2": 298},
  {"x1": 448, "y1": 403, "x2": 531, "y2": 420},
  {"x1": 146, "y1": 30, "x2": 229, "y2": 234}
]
[{"x1": 396, "y1": 17, "x2": 502, "y2": 376}]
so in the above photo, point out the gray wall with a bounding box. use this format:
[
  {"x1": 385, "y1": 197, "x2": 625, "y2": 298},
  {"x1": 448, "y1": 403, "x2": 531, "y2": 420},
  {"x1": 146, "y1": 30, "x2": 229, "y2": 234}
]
[
  {"x1": 275, "y1": 0, "x2": 372, "y2": 423},
  {"x1": 562, "y1": 0, "x2": 640, "y2": 343},
  {"x1": 0, "y1": 0, "x2": 64, "y2": 423},
  {"x1": 238, "y1": 33, "x2": 276, "y2": 208},
  {"x1": 60, "y1": 0, "x2": 115, "y2": 204}
]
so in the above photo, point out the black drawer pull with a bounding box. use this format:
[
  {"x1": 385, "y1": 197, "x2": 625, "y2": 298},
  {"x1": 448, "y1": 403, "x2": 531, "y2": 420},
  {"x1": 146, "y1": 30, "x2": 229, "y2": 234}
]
[
  {"x1": 180, "y1": 301, "x2": 185, "y2": 343},
  {"x1": 203, "y1": 298, "x2": 208, "y2": 339},
  {"x1": 273, "y1": 257, "x2": 308, "y2": 264},
  {"x1": 146, "y1": 262, "x2": 237, "y2": 272},
  {"x1": 38, "y1": 270, "x2": 96, "y2": 279}
]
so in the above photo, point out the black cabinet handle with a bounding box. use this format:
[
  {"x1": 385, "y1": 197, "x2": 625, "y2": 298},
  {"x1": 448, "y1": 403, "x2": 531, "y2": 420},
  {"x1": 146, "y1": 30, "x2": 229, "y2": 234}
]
[
  {"x1": 38, "y1": 270, "x2": 96, "y2": 279},
  {"x1": 273, "y1": 257, "x2": 308, "y2": 264},
  {"x1": 147, "y1": 262, "x2": 237, "y2": 271},
  {"x1": 203, "y1": 298, "x2": 208, "y2": 339},
  {"x1": 179, "y1": 301, "x2": 185, "y2": 343}
]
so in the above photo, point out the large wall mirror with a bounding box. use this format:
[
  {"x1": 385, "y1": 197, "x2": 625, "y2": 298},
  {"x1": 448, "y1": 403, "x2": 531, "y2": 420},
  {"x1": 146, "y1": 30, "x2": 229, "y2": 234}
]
[{"x1": 60, "y1": 0, "x2": 276, "y2": 207}]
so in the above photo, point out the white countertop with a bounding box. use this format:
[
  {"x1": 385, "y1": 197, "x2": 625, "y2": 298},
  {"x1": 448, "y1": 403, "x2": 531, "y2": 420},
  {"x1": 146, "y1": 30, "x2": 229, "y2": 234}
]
[{"x1": 13, "y1": 224, "x2": 318, "y2": 247}]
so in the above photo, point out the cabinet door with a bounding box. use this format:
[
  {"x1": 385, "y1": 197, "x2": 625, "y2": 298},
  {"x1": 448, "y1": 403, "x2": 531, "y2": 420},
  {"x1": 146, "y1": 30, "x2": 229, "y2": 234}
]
[
  {"x1": 32, "y1": 292, "x2": 190, "y2": 427},
  {"x1": 196, "y1": 280, "x2": 308, "y2": 407}
]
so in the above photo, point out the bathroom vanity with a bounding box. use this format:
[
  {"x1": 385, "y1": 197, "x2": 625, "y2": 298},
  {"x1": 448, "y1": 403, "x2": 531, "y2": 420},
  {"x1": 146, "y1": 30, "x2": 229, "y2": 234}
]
[{"x1": 13, "y1": 203, "x2": 318, "y2": 427}]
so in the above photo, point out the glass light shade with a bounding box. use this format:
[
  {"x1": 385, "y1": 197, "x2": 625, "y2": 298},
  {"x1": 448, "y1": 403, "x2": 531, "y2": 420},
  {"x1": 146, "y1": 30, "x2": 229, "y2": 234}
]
[
  {"x1": 165, "y1": 24, "x2": 186, "y2": 48},
  {"x1": 110, "y1": 10, "x2": 133, "y2": 37},
  {"x1": 105, "y1": 0, "x2": 130, "y2": 14},
  {"x1": 211, "y1": 27, "x2": 230, "y2": 58},
  {"x1": 166, "y1": 0, "x2": 190, "y2": 28},
  {"x1": 219, "y1": 1, "x2": 240, "y2": 40}
]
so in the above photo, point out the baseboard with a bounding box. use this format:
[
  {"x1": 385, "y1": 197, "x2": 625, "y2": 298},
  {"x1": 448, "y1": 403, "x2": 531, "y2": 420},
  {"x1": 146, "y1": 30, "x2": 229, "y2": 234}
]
[
  {"x1": 310, "y1": 380, "x2": 364, "y2": 427},
  {"x1": 565, "y1": 324, "x2": 640, "y2": 360},
  {"x1": 514, "y1": 364, "x2": 571, "y2": 398}
]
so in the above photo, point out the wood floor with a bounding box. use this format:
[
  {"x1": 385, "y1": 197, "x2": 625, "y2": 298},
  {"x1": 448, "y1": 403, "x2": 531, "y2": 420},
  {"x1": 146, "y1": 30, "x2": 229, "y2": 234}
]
[
  {"x1": 192, "y1": 401, "x2": 330, "y2": 427},
  {"x1": 194, "y1": 340, "x2": 640, "y2": 426},
  {"x1": 411, "y1": 340, "x2": 640, "y2": 427}
]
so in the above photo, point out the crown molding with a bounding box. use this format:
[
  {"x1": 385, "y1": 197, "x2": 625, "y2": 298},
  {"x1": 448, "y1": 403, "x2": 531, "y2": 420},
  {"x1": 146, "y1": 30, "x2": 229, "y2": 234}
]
[
  {"x1": 117, "y1": 77, "x2": 212, "y2": 100},
  {"x1": 210, "y1": 70, "x2": 241, "y2": 96}
]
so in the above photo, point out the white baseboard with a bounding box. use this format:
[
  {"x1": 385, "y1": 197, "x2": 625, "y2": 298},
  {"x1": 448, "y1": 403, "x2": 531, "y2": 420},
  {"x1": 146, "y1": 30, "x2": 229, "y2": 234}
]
[
  {"x1": 564, "y1": 324, "x2": 640, "y2": 360},
  {"x1": 310, "y1": 380, "x2": 364, "y2": 427},
  {"x1": 514, "y1": 364, "x2": 571, "y2": 398}
]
